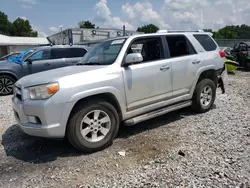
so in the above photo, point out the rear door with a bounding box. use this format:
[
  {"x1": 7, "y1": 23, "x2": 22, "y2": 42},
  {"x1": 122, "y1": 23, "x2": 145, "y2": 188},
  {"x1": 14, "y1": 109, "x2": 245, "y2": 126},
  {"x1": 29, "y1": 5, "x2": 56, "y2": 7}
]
[
  {"x1": 165, "y1": 35, "x2": 201, "y2": 97},
  {"x1": 50, "y1": 48, "x2": 67, "y2": 69},
  {"x1": 64, "y1": 48, "x2": 88, "y2": 66},
  {"x1": 122, "y1": 36, "x2": 173, "y2": 111}
]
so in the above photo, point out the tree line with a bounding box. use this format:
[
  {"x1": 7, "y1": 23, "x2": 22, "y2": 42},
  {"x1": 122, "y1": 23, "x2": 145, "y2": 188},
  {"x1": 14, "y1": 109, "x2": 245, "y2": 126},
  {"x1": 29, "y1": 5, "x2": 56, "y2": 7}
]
[
  {"x1": 1, "y1": 10, "x2": 250, "y2": 39},
  {"x1": 0, "y1": 11, "x2": 38, "y2": 37}
]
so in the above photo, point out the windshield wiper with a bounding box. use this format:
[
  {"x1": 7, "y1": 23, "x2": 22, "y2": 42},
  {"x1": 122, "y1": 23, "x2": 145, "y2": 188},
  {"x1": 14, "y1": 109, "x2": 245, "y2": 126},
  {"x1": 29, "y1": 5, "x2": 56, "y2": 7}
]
[{"x1": 77, "y1": 62, "x2": 101, "y2": 66}]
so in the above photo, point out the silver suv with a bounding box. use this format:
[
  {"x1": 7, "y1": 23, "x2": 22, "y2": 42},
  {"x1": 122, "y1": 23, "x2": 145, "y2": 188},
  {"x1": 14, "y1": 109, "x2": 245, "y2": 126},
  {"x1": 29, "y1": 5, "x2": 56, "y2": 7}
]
[{"x1": 12, "y1": 30, "x2": 228, "y2": 152}]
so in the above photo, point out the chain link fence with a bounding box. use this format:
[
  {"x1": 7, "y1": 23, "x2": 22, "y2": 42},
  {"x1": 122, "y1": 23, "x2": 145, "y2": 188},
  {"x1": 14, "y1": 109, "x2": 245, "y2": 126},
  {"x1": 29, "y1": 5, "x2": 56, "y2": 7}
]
[{"x1": 215, "y1": 39, "x2": 250, "y2": 48}]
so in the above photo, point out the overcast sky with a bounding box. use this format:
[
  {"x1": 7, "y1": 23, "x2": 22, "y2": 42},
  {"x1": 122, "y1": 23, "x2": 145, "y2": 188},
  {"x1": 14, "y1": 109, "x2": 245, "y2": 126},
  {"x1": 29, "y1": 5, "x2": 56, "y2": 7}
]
[{"x1": 0, "y1": 0, "x2": 249, "y2": 37}]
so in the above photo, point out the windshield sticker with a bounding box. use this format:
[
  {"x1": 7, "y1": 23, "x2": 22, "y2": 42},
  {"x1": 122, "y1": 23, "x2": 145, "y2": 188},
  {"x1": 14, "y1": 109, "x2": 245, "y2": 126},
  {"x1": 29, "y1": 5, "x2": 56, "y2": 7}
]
[{"x1": 111, "y1": 39, "x2": 125, "y2": 45}]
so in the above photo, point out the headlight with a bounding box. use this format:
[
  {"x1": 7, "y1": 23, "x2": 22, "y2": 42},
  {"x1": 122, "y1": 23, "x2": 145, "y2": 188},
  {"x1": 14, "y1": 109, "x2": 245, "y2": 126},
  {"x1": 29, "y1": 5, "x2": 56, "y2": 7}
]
[{"x1": 27, "y1": 82, "x2": 59, "y2": 100}]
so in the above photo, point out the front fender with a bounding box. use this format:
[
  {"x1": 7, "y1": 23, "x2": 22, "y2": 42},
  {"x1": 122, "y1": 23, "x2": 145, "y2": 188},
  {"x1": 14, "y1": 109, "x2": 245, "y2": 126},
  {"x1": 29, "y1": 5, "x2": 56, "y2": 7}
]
[
  {"x1": 0, "y1": 70, "x2": 19, "y2": 80},
  {"x1": 69, "y1": 86, "x2": 127, "y2": 117}
]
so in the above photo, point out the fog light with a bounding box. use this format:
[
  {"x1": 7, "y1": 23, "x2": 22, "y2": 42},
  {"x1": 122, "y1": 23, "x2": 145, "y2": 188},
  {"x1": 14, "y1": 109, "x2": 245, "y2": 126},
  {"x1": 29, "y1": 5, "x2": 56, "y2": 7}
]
[{"x1": 27, "y1": 116, "x2": 41, "y2": 124}]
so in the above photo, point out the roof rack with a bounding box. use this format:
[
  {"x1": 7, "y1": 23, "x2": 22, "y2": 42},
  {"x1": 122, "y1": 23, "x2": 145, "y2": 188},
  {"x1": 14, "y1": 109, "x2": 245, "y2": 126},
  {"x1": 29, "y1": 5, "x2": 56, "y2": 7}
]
[{"x1": 157, "y1": 29, "x2": 205, "y2": 33}]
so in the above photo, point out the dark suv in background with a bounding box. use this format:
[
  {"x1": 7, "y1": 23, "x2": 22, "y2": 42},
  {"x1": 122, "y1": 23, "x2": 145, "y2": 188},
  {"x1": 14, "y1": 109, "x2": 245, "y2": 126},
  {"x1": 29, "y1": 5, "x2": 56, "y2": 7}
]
[{"x1": 0, "y1": 45, "x2": 90, "y2": 95}]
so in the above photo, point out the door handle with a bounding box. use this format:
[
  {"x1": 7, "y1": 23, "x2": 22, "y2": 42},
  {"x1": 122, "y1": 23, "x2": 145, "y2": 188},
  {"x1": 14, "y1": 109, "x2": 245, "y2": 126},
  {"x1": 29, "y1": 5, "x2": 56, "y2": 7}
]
[
  {"x1": 160, "y1": 65, "x2": 170, "y2": 71},
  {"x1": 44, "y1": 63, "x2": 50, "y2": 66},
  {"x1": 192, "y1": 60, "x2": 201, "y2": 64}
]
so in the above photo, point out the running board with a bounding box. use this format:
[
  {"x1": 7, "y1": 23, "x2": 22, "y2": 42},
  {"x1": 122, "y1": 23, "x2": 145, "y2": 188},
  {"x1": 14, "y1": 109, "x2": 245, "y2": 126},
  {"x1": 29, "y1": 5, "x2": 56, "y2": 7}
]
[{"x1": 123, "y1": 101, "x2": 192, "y2": 126}]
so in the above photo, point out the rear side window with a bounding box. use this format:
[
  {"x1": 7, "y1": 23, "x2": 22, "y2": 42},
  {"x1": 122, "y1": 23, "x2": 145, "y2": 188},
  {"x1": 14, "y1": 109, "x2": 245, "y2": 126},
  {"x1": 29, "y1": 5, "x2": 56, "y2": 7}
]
[
  {"x1": 166, "y1": 35, "x2": 196, "y2": 58},
  {"x1": 193, "y1": 34, "x2": 217, "y2": 51},
  {"x1": 51, "y1": 48, "x2": 70, "y2": 59},
  {"x1": 69, "y1": 48, "x2": 87, "y2": 58}
]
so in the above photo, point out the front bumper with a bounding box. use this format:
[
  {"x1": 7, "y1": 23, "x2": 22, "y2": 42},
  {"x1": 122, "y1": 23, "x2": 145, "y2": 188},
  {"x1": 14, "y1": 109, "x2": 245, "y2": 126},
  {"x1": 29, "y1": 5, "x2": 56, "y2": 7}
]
[{"x1": 12, "y1": 97, "x2": 71, "y2": 138}]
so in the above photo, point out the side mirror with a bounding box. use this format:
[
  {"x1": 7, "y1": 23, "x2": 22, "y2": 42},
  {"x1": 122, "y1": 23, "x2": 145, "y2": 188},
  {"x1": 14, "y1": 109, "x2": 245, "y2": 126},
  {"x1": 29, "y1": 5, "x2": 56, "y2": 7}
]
[
  {"x1": 124, "y1": 53, "x2": 143, "y2": 66},
  {"x1": 26, "y1": 59, "x2": 33, "y2": 64}
]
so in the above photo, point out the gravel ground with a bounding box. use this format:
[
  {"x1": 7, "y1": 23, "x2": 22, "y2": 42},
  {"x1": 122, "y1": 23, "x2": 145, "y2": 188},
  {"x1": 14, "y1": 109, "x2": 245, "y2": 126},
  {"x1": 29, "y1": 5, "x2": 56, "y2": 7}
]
[{"x1": 0, "y1": 71, "x2": 250, "y2": 188}]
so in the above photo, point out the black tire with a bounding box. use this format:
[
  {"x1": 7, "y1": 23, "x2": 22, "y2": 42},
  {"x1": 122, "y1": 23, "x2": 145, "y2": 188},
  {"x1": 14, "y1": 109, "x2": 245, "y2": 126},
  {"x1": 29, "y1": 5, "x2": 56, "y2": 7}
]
[
  {"x1": 0, "y1": 74, "x2": 16, "y2": 96},
  {"x1": 192, "y1": 79, "x2": 216, "y2": 113},
  {"x1": 66, "y1": 99, "x2": 120, "y2": 153}
]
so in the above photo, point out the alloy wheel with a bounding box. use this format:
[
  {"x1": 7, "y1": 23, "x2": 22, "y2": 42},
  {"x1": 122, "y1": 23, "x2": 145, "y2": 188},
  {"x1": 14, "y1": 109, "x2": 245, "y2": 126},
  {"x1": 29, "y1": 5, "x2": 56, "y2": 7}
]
[
  {"x1": 0, "y1": 77, "x2": 14, "y2": 95},
  {"x1": 80, "y1": 110, "x2": 111, "y2": 142},
  {"x1": 200, "y1": 86, "x2": 213, "y2": 107}
]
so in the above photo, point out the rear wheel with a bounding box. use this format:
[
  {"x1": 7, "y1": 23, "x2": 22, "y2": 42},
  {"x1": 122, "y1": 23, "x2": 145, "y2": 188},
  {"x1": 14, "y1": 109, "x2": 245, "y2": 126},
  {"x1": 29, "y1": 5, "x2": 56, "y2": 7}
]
[
  {"x1": 66, "y1": 99, "x2": 120, "y2": 152},
  {"x1": 0, "y1": 75, "x2": 16, "y2": 96},
  {"x1": 192, "y1": 79, "x2": 216, "y2": 113}
]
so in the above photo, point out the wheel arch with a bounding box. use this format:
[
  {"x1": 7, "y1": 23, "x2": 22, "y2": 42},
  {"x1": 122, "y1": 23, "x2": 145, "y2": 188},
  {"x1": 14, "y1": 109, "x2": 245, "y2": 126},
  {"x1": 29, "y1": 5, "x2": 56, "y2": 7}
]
[
  {"x1": 190, "y1": 67, "x2": 218, "y2": 96},
  {"x1": 65, "y1": 92, "x2": 124, "y2": 132},
  {"x1": 0, "y1": 71, "x2": 18, "y2": 81}
]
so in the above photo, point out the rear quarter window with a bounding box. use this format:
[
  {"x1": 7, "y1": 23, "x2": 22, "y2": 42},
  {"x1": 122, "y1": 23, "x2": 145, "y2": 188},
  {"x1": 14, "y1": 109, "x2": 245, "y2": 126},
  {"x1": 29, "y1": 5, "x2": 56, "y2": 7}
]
[
  {"x1": 69, "y1": 48, "x2": 87, "y2": 58},
  {"x1": 193, "y1": 34, "x2": 217, "y2": 51}
]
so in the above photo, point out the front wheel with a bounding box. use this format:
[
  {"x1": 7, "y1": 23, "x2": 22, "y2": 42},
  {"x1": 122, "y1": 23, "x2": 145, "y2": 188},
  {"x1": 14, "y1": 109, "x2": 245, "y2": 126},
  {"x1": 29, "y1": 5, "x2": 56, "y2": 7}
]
[
  {"x1": 0, "y1": 75, "x2": 16, "y2": 96},
  {"x1": 66, "y1": 99, "x2": 120, "y2": 153},
  {"x1": 192, "y1": 79, "x2": 216, "y2": 113}
]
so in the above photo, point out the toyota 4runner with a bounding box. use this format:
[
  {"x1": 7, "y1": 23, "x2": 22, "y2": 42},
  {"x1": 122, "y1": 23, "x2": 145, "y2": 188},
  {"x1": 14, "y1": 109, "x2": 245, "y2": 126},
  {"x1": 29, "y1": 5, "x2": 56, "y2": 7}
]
[{"x1": 12, "y1": 30, "x2": 228, "y2": 152}]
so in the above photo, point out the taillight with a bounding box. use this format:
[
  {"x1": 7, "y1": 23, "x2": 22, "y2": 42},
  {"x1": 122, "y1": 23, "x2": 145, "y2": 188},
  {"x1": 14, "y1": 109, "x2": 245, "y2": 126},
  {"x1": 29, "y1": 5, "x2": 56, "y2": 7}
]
[{"x1": 219, "y1": 51, "x2": 226, "y2": 58}]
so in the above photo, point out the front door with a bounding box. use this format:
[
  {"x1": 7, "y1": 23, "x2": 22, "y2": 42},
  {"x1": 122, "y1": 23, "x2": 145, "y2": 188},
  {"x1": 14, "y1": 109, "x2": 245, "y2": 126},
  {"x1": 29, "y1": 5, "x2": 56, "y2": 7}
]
[
  {"x1": 122, "y1": 37, "x2": 172, "y2": 111},
  {"x1": 22, "y1": 48, "x2": 54, "y2": 75}
]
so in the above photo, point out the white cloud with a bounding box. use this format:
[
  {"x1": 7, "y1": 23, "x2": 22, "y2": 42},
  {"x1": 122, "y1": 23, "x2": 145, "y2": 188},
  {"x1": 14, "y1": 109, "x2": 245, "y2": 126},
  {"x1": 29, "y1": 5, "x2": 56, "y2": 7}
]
[
  {"x1": 93, "y1": 0, "x2": 134, "y2": 30},
  {"x1": 19, "y1": 0, "x2": 36, "y2": 8},
  {"x1": 122, "y1": 2, "x2": 170, "y2": 29},
  {"x1": 19, "y1": 0, "x2": 36, "y2": 4},
  {"x1": 49, "y1": 26, "x2": 59, "y2": 32},
  {"x1": 20, "y1": 4, "x2": 32, "y2": 8},
  {"x1": 31, "y1": 24, "x2": 48, "y2": 37},
  {"x1": 161, "y1": 0, "x2": 250, "y2": 30},
  {"x1": 92, "y1": 0, "x2": 250, "y2": 32}
]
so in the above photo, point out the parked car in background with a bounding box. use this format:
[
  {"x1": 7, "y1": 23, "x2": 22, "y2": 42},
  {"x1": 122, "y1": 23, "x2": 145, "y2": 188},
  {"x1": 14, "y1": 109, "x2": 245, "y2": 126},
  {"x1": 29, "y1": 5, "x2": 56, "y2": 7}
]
[
  {"x1": 12, "y1": 30, "x2": 228, "y2": 152},
  {"x1": 0, "y1": 52, "x2": 21, "y2": 61},
  {"x1": 0, "y1": 45, "x2": 89, "y2": 95}
]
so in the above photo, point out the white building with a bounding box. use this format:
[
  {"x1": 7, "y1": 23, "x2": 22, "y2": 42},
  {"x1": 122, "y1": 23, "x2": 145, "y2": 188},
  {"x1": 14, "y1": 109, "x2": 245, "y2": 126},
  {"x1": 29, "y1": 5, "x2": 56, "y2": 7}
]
[
  {"x1": 48, "y1": 27, "x2": 143, "y2": 46},
  {"x1": 0, "y1": 34, "x2": 49, "y2": 57}
]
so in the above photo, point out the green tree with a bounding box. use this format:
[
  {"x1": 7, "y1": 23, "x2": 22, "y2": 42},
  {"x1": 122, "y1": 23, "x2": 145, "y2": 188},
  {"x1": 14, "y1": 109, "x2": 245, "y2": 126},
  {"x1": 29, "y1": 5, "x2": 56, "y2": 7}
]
[
  {"x1": 0, "y1": 11, "x2": 13, "y2": 35},
  {"x1": 12, "y1": 17, "x2": 38, "y2": 37},
  {"x1": 78, "y1": 20, "x2": 95, "y2": 29},
  {"x1": 137, "y1": 24, "x2": 159, "y2": 33},
  {"x1": 213, "y1": 24, "x2": 250, "y2": 39}
]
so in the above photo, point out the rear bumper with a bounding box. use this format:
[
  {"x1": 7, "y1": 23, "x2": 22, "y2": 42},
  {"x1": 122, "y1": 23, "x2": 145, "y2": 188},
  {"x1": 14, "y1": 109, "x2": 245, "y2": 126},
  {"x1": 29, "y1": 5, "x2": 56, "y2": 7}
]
[{"x1": 218, "y1": 68, "x2": 228, "y2": 94}]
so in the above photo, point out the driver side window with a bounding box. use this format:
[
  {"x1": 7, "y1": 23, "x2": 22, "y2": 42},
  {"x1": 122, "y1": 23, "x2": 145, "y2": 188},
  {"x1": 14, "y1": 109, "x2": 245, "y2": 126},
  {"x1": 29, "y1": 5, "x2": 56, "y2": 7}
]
[
  {"x1": 28, "y1": 49, "x2": 51, "y2": 61},
  {"x1": 127, "y1": 37, "x2": 163, "y2": 64}
]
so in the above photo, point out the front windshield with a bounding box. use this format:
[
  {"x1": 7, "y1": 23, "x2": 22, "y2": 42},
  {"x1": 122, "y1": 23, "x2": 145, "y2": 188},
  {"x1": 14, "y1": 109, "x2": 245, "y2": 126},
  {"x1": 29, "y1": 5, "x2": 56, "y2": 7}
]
[
  {"x1": 20, "y1": 49, "x2": 36, "y2": 60},
  {"x1": 79, "y1": 38, "x2": 127, "y2": 65}
]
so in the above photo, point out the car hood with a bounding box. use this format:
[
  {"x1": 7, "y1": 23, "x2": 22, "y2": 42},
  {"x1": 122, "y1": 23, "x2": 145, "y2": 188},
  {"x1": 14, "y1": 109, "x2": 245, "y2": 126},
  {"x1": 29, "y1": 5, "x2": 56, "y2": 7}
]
[
  {"x1": 16, "y1": 65, "x2": 108, "y2": 87},
  {"x1": 0, "y1": 61, "x2": 20, "y2": 67}
]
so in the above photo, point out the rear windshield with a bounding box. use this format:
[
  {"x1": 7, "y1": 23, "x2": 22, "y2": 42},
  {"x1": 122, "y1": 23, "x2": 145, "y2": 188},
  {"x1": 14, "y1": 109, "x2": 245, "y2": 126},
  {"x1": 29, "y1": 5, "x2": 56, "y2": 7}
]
[{"x1": 193, "y1": 34, "x2": 217, "y2": 51}]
